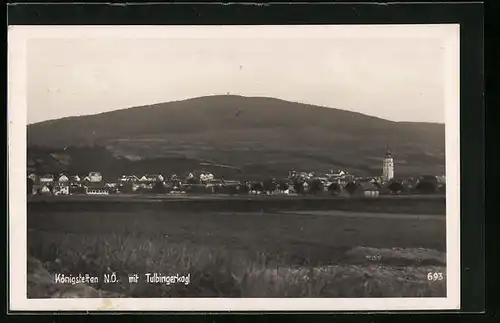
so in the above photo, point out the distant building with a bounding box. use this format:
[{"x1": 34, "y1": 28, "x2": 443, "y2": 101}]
[
  {"x1": 71, "y1": 175, "x2": 81, "y2": 183},
  {"x1": 326, "y1": 169, "x2": 346, "y2": 177},
  {"x1": 382, "y1": 150, "x2": 395, "y2": 182},
  {"x1": 206, "y1": 179, "x2": 223, "y2": 187},
  {"x1": 58, "y1": 174, "x2": 70, "y2": 183},
  {"x1": 39, "y1": 185, "x2": 52, "y2": 195},
  {"x1": 88, "y1": 172, "x2": 103, "y2": 183},
  {"x1": 358, "y1": 182, "x2": 380, "y2": 198},
  {"x1": 139, "y1": 174, "x2": 164, "y2": 182},
  {"x1": 199, "y1": 172, "x2": 214, "y2": 182},
  {"x1": 53, "y1": 184, "x2": 70, "y2": 196},
  {"x1": 85, "y1": 183, "x2": 109, "y2": 195},
  {"x1": 119, "y1": 175, "x2": 140, "y2": 183},
  {"x1": 137, "y1": 182, "x2": 154, "y2": 190},
  {"x1": 104, "y1": 183, "x2": 119, "y2": 194},
  {"x1": 39, "y1": 174, "x2": 54, "y2": 183},
  {"x1": 327, "y1": 173, "x2": 354, "y2": 187}
]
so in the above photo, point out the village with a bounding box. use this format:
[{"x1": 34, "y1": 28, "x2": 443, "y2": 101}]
[{"x1": 26, "y1": 150, "x2": 446, "y2": 198}]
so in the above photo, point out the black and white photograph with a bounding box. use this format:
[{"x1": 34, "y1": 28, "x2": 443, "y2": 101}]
[{"x1": 9, "y1": 25, "x2": 460, "y2": 311}]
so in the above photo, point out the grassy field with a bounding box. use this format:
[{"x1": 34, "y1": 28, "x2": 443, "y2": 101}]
[
  {"x1": 27, "y1": 194, "x2": 446, "y2": 214},
  {"x1": 27, "y1": 199, "x2": 447, "y2": 298}
]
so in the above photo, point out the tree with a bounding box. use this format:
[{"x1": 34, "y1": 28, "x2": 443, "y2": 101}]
[
  {"x1": 344, "y1": 182, "x2": 358, "y2": 196},
  {"x1": 27, "y1": 178, "x2": 34, "y2": 195},
  {"x1": 237, "y1": 184, "x2": 249, "y2": 194},
  {"x1": 262, "y1": 178, "x2": 277, "y2": 194},
  {"x1": 293, "y1": 179, "x2": 305, "y2": 195},
  {"x1": 248, "y1": 182, "x2": 263, "y2": 193},
  {"x1": 388, "y1": 181, "x2": 404, "y2": 194},
  {"x1": 277, "y1": 180, "x2": 290, "y2": 192},
  {"x1": 328, "y1": 182, "x2": 341, "y2": 195},
  {"x1": 120, "y1": 182, "x2": 134, "y2": 194},
  {"x1": 186, "y1": 177, "x2": 199, "y2": 185},
  {"x1": 70, "y1": 185, "x2": 86, "y2": 195},
  {"x1": 415, "y1": 180, "x2": 437, "y2": 194},
  {"x1": 308, "y1": 179, "x2": 324, "y2": 195},
  {"x1": 152, "y1": 180, "x2": 166, "y2": 193}
]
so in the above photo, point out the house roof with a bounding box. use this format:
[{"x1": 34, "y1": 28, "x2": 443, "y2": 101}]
[
  {"x1": 141, "y1": 174, "x2": 163, "y2": 181},
  {"x1": 358, "y1": 182, "x2": 380, "y2": 191}
]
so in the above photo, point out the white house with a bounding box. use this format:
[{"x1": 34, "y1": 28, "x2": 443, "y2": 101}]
[
  {"x1": 199, "y1": 172, "x2": 214, "y2": 182},
  {"x1": 85, "y1": 184, "x2": 109, "y2": 195},
  {"x1": 40, "y1": 174, "x2": 54, "y2": 183},
  {"x1": 358, "y1": 182, "x2": 380, "y2": 198},
  {"x1": 139, "y1": 174, "x2": 164, "y2": 182},
  {"x1": 53, "y1": 184, "x2": 70, "y2": 195},
  {"x1": 39, "y1": 185, "x2": 52, "y2": 195},
  {"x1": 58, "y1": 174, "x2": 70, "y2": 183},
  {"x1": 88, "y1": 172, "x2": 103, "y2": 183},
  {"x1": 119, "y1": 175, "x2": 139, "y2": 183}
]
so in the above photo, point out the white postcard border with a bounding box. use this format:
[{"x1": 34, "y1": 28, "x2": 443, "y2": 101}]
[{"x1": 8, "y1": 25, "x2": 460, "y2": 312}]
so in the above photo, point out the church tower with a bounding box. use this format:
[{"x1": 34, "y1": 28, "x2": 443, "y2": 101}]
[{"x1": 382, "y1": 149, "x2": 394, "y2": 182}]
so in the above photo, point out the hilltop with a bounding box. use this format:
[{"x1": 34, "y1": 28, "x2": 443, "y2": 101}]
[{"x1": 27, "y1": 95, "x2": 445, "y2": 179}]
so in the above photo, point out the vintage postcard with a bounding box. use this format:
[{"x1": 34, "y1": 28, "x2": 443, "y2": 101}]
[{"x1": 8, "y1": 25, "x2": 460, "y2": 311}]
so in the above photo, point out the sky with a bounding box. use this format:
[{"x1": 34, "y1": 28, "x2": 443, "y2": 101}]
[{"x1": 26, "y1": 27, "x2": 447, "y2": 124}]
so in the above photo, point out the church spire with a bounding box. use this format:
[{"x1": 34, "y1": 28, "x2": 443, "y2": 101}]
[{"x1": 382, "y1": 144, "x2": 395, "y2": 182}]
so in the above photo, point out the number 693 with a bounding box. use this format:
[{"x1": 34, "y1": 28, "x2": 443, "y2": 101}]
[{"x1": 427, "y1": 272, "x2": 444, "y2": 281}]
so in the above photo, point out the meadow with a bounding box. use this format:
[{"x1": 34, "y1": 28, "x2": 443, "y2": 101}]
[{"x1": 27, "y1": 197, "x2": 447, "y2": 298}]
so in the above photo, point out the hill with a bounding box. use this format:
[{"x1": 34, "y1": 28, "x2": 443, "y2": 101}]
[{"x1": 27, "y1": 95, "x2": 445, "y2": 179}]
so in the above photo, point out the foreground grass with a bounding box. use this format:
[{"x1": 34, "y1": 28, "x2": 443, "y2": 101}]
[{"x1": 28, "y1": 231, "x2": 446, "y2": 298}]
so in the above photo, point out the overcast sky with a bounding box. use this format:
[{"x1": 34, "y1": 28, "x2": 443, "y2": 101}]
[{"x1": 26, "y1": 28, "x2": 447, "y2": 124}]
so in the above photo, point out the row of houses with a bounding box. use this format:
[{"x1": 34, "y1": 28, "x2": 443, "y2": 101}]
[
  {"x1": 288, "y1": 169, "x2": 356, "y2": 186},
  {"x1": 28, "y1": 171, "x2": 220, "y2": 184},
  {"x1": 29, "y1": 172, "x2": 171, "y2": 185},
  {"x1": 28, "y1": 167, "x2": 445, "y2": 197},
  {"x1": 28, "y1": 172, "x2": 103, "y2": 184}
]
